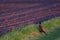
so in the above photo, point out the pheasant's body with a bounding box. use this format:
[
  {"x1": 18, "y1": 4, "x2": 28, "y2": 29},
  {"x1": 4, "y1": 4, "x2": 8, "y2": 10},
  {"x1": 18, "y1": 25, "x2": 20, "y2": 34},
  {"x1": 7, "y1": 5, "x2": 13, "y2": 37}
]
[
  {"x1": 39, "y1": 24, "x2": 44, "y2": 32},
  {"x1": 39, "y1": 23, "x2": 47, "y2": 35}
]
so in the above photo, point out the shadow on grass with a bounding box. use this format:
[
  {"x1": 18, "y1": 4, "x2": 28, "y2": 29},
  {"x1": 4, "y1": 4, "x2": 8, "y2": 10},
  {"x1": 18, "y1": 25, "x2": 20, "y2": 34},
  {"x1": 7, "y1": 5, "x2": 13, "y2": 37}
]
[{"x1": 36, "y1": 26, "x2": 60, "y2": 40}]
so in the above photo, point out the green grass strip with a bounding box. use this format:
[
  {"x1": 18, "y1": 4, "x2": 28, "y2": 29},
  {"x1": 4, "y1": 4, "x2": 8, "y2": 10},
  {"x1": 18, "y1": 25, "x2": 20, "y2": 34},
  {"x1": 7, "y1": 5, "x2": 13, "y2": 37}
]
[{"x1": 0, "y1": 17, "x2": 60, "y2": 40}]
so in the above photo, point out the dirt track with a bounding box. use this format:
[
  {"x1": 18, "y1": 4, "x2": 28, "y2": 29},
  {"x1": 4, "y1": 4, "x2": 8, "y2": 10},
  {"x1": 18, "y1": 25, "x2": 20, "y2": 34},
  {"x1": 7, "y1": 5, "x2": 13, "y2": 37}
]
[{"x1": 0, "y1": 0, "x2": 60, "y2": 36}]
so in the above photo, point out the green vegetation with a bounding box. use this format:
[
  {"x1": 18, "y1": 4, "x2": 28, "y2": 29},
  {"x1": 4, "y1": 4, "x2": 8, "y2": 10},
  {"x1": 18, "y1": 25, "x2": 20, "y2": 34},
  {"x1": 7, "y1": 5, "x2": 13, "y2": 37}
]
[
  {"x1": 0, "y1": 17, "x2": 60, "y2": 40},
  {"x1": 34, "y1": 26, "x2": 60, "y2": 40}
]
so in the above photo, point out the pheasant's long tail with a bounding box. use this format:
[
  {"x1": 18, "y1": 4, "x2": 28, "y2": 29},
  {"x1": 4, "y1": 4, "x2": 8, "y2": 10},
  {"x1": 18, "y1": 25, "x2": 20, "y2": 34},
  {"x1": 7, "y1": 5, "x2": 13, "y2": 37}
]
[{"x1": 43, "y1": 31, "x2": 48, "y2": 35}]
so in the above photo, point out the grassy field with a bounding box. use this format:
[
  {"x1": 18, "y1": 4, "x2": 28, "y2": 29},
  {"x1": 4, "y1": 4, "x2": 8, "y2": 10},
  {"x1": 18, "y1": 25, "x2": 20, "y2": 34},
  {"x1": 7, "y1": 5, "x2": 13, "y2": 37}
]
[{"x1": 0, "y1": 17, "x2": 60, "y2": 40}]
